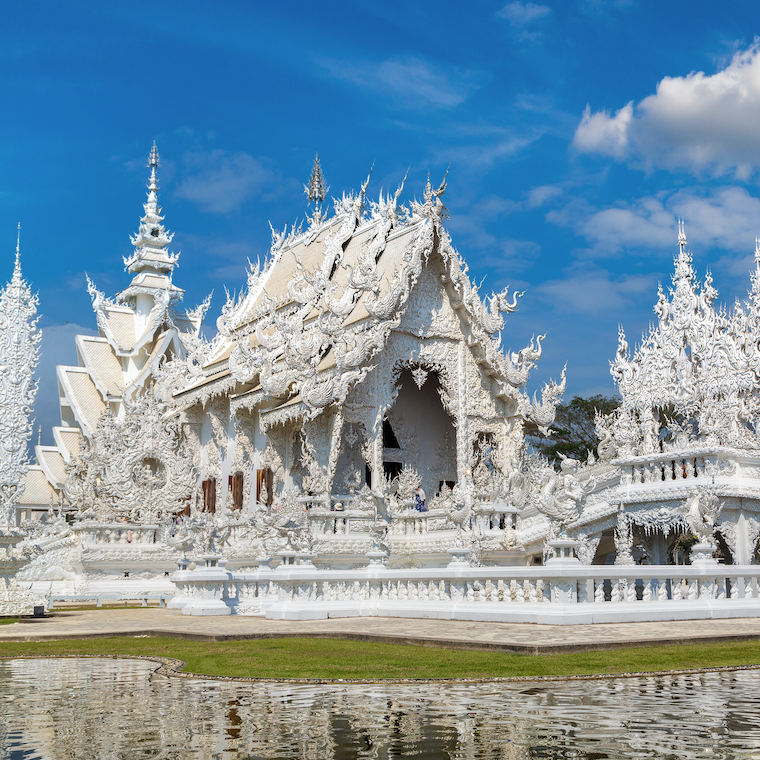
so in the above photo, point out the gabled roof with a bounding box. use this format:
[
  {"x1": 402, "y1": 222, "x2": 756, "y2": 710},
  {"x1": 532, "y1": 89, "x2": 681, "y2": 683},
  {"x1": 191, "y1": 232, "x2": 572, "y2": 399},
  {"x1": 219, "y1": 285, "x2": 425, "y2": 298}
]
[
  {"x1": 18, "y1": 466, "x2": 57, "y2": 507},
  {"x1": 53, "y1": 426, "x2": 82, "y2": 463},
  {"x1": 35, "y1": 446, "x2": 68, "y2": 489},
  {"x1": 76, "y1": 335, "x2": 124, "y2": 397},
  {"x1": 181, "y1": 177, "x2": 550, "y2": 419},
  {"x1": 57, "y1": 365, "x2": 107, "y2": 434}
]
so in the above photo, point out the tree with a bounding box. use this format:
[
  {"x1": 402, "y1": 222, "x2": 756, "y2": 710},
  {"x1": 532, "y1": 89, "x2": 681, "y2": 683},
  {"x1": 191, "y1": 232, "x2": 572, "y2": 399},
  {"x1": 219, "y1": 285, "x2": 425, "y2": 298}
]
[{"x1": 531, "y1": 394, "x2": 620, "y2": 464}]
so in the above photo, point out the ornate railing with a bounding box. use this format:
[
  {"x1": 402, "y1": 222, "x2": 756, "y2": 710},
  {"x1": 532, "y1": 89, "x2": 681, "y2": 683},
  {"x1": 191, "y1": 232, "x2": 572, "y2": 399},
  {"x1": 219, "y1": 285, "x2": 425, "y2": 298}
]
[
  {"x1": 171, "y1": 560, "x2": 760, "y2": 623},
  {"x1": 619, "y1": 449, "x2": 745, "y2": 486},
  {"x1": 72, "y1": 523, "x2": 159, "y2": 546}
]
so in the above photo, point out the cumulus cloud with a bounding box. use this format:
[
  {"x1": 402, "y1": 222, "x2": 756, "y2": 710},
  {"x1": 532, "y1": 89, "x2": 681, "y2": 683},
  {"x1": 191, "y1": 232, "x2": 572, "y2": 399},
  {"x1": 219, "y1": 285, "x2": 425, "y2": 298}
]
[
  {"x1": 175, "y1": 150, "x2": 280, "y2": 213},
  {"x1": 573, "y1": 42, "x2": 760, "y2": 176},
  {"x1": 573, "y1": 102, "x2": 632, "y2": 159},
  {"x1": 319, "y1": 56, "x2": 482, "y2": 109},
  {"x1": 549, "y1": 185, "x2": 760, "y2": 257}
]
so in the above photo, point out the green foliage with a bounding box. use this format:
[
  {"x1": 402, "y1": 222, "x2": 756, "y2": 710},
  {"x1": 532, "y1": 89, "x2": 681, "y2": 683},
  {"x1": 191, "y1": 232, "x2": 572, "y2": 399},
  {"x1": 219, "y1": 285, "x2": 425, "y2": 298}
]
[
  {"x1": 0, "y1": 637, "x2": 759, "y2": 679},
  {"x1": 532, "y1": 394, "x2": 620, "y2": 464}
]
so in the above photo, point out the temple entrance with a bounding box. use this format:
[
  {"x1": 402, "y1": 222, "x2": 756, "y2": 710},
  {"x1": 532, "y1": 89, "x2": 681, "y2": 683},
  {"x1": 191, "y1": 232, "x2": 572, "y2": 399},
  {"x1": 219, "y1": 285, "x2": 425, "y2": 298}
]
[{"x1": 383, "y1": 368, "x2": 457, "y2": 498}]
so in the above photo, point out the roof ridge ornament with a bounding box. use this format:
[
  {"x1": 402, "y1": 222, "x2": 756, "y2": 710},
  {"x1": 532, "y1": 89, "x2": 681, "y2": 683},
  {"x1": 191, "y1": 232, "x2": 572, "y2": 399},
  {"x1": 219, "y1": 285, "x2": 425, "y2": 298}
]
[
  {"x1": 677, "y1": 219, "x2": 687, "y2": 251},
  {"x1": 13, "y1": 223, "x2": 21, "y2": 280},
  {"x1": 305, "y1": 153, "x2": 329, "y2": 205},
  {"x1": 754, "y1": 235, "x2": 760, "y2": 266},
  {"x1": 305, "y1": 153, "x2": 330, "y2": 227}
]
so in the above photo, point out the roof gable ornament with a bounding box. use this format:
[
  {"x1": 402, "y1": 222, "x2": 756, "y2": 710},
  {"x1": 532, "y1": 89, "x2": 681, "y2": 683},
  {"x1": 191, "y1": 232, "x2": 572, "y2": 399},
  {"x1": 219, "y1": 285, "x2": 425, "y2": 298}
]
[{"x1": 305, "y1": 153, "x2": 330, "y2": 227}]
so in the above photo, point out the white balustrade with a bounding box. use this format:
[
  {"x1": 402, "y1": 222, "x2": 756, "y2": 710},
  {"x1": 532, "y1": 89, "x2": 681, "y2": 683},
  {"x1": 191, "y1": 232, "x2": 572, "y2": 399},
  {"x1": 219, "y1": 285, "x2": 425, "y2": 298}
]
[
  {"x1": 170, "y1": 560, "x2": 760, "y2": 623},
  {"x1": 72, "y1": 523, "x2": 158, "y2": 546}
]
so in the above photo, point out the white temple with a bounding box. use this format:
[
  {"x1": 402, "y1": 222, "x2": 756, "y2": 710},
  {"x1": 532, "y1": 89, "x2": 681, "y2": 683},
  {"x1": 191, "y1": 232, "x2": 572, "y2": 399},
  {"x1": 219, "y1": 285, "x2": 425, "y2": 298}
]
[{"x1": 10, "y1": 148, "x2": 760, "y2": 622}]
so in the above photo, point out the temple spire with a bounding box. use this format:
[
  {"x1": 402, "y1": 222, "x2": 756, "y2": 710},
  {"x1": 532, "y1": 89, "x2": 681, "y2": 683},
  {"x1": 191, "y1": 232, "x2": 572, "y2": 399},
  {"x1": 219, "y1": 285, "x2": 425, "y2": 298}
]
[
  {"x1": 15, "y1": 223, "x2": 20, "y2": 270},
  {"x1": 754, "y1": 235, "x2": 760, "y2": 266},
  {"x1": 118, "y1": 143, "x2": 182, "y2": 305},
  {"x1": 305, "y1": 153, "x2": 329, "y2": 206}
]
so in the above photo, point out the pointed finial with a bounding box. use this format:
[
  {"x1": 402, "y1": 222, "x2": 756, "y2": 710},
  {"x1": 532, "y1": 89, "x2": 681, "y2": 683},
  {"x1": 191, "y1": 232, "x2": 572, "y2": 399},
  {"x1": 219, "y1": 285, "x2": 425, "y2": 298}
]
[
  {"x1": 754, "y1": 236, "x2": 760, "y2": 266},
  {"x1": 305, "y1": 153, "x2": 329, "y2": 205},
  {"x1": 677, "y1": 219, "x2": 687, "y2": 250},
  {"x1": 15, "y1": 223, "x2": 20, "y2": 267},
  {"x1": 148, "y1": 142, "x2": 160, "y2": 195}
]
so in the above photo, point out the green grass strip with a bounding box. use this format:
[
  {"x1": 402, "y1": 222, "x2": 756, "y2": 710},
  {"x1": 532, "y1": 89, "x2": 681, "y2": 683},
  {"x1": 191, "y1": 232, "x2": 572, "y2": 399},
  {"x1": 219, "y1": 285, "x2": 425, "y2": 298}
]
[{"x1": 1, "y1": 637, "x2": 760, "y2": 680}]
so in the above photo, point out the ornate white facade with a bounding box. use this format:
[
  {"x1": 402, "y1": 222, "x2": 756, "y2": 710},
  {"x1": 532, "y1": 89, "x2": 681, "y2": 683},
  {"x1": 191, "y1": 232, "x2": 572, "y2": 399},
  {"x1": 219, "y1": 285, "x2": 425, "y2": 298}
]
[{"x1": 14, "y1": 150, "x2": 760, "y2": 623}]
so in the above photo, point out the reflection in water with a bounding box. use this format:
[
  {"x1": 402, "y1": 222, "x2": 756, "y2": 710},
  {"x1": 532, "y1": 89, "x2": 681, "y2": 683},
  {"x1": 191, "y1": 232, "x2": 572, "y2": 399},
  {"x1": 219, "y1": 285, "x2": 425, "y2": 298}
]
[{"x1": 2, "y1": 658, "x2": 760, "y2": 759}]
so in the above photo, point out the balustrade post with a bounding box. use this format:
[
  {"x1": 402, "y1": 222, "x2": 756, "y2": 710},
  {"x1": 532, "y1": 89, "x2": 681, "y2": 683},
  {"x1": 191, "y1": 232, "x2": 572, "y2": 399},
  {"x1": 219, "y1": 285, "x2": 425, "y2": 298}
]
[{"x1": 594, "y1": 579, "x2": 605, "y2": 603}]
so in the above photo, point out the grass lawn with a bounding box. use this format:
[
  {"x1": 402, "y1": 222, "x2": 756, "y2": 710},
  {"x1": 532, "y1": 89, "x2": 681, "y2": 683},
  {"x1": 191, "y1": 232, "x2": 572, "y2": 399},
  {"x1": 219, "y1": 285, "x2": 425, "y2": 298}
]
[
  {"x1": 0, "y1": 619, "x2": 19, "y2": 626},
  {"x1": 1, "y1": 637, "x2": 760, "y2": 680}
]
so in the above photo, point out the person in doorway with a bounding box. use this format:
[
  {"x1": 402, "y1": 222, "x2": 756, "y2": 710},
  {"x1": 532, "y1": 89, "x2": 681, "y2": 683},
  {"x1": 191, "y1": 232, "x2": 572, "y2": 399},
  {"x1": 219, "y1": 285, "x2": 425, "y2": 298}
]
[{"x1": 415, "y1": 485, "x2": 427, "y2": 512}]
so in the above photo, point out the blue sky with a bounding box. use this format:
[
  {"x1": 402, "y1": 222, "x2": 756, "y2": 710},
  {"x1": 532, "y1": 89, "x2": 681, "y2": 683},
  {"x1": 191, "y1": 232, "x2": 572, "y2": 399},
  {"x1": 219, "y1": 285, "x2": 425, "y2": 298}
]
[{"x1": 3, "y1": 1, "x2": 760, "y2": 442}]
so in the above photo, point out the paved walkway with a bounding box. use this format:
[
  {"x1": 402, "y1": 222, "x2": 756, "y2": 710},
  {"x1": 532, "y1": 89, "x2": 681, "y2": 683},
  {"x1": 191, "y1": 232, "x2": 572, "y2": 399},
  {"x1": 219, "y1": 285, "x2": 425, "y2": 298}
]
[{"x1": 2, "y1": 609, "x2": 760, "y2": 654}]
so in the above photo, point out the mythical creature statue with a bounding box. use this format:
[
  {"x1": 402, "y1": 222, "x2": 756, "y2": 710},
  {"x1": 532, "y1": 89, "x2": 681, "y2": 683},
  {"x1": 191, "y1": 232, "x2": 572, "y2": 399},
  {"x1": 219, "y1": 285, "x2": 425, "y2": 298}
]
[
  {"x1": 594, "y1": 409, "x2": 617, "y2": 462},
  {"x1": 533, "y1": 456, "x2": 591, "y2": 537},
  {"x1": 684, "y1": 488, "x2": 722, "y2": 545}
]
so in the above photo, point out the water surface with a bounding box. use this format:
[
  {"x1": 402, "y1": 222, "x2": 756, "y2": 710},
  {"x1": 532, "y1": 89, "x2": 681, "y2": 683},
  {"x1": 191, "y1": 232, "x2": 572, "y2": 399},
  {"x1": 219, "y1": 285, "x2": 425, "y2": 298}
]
[{"x1": 2, "y1": 658, "x2": 760, "y2": 759}]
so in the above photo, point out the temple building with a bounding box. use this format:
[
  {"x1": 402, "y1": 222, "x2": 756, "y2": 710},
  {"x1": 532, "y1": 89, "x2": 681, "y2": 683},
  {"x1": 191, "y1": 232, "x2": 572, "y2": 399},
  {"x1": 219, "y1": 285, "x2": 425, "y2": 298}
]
[
  {"x1": 15, "y1": 145, "x2": 760, "y2": 618},
  {"x1": 16, "y1": 148, "x2": 566, "y2": 578}
]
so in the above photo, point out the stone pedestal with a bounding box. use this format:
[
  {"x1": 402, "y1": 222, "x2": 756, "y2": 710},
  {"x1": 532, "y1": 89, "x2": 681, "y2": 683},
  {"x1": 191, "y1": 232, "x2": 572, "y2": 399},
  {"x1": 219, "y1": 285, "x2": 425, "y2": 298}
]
[
  {"x1": 167, "y1": 558, "x2": 192, "y2": 610},
  {"x1": 276, "y1": 551, "x2": 316, "y2": 569},
  {"x1": 365, "y1": 550, "x2": 388, "y2": 568},
  {"x1": 690, "y1": 542, "x2": 719, "y2": 566},
  {"x1": 447, "y1": 547, "x2": 470, "y2": 568},
  {"x1": 181, "y1": 555, "x2": 232, "y2": 616},
  {"x1": 545, "y1": 539, "x2": 581, "y2": 565}
]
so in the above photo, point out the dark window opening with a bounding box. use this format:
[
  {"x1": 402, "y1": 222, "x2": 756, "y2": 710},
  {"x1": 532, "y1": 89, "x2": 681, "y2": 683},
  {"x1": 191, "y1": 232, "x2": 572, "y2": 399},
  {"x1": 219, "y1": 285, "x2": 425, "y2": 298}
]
[
  {"x1": 383, "y1": 418, "x2": 400, "y2": 449},
  {"x1": 256, "y1": 468, "x2": 274, "y2": 506},
  {"x1": 150, "y1": 227, "x2": 160, "y2": 237},
  {"x1": 365, "y1": 464, "x2": 372, "y2": 485},
  {"x1": 229, "y1": 471, "x2": 244, "y2": 510},
  {"x1": 201, "y1": 478, "x2": 216, "y2": 513},
  {"x1": 383, "y1": 461, "x2": 402, "y2": 481}
]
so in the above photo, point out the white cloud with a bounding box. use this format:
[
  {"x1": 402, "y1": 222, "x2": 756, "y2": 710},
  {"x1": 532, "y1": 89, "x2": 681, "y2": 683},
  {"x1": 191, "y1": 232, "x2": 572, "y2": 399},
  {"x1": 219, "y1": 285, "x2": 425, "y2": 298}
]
[
  {"x1": 549, "y1": 185, "x2": 760, "y2": 257},
  {"x1": 573, "y1": 102, "x2": 632, "y2": 159},
  {"x1": 497, "y1": 2, "x2": 551, "y2": 40},
  {"x1": 573, "y1": 42, "x2": 760, "y2": 176},
  {"x1": 526, "y1": 183, "x2": 564, "y2": 208},
  {"x1": 320, "y1": 56, "x2": 482, "y2": 109},
  {"x1": 440, "y1": 134, "x2": 538, "y2": 168},
  {"x1": 498, "y1": 2, "x2": 551, "y2": 25},
  {"x1": 537, "y1": 270, "x2": 655, "y2": 314},
  {"x1": 175, "y1": 150, "x2": 279, "y2": 213}
]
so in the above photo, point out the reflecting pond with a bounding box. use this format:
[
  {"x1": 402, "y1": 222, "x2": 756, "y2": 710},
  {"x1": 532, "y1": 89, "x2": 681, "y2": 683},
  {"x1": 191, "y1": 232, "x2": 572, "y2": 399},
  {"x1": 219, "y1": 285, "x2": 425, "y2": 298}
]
[{"x1": 2, "y1": 658, "x2": 760, "y2": 759}]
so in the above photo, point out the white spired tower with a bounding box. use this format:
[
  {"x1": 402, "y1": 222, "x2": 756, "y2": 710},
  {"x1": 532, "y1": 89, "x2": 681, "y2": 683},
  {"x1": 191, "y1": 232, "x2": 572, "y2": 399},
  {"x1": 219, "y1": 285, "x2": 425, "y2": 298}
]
[{"x1": 0, "y1": 226, "x2": 40, "y2": 529}]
